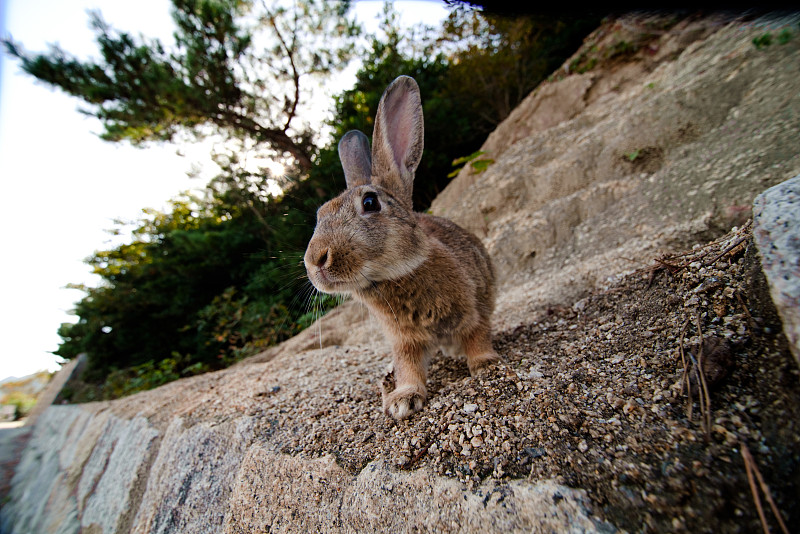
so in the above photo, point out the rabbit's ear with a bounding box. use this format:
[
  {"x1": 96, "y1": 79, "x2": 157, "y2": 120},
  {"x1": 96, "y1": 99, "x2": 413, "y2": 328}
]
[
  {"x1": 338, "y1": 130, "x2": 372, "y2": 189},
  {"x1": 372, "y1": 75, "x2": 424, "y2": 208}
]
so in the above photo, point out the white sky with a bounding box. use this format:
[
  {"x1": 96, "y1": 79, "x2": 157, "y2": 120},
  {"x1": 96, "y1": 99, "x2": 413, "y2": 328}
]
[{"x1": 0, "y1": 0, "x2": 449, "y2": 380}]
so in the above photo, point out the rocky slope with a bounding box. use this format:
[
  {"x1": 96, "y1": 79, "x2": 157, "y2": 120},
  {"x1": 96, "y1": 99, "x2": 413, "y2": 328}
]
[
  {"x1": 432, "y1": 12, "x2": 800, "y2": 330},
  {"x1": 2, "y1": 12, "x2": 800, "y2": 534}
]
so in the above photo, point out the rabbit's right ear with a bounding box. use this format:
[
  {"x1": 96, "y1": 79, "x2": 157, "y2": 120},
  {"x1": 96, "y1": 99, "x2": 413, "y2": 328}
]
[
  {"x1": 371, "y1": 76, "x2": 423, "y2": 209},
  {"x1": 338, "y1": 130, "x2": 372, "y2": 189}
]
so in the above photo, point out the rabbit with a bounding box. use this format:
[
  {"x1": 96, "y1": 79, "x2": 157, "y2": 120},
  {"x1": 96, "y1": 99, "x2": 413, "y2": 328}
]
[{"x1": 304, "y1": 75, "x2": 500, "y2": 420}]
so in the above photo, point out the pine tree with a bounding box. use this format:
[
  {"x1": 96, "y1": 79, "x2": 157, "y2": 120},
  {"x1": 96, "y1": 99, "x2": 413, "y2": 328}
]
[{"x1": 3, "y1": 0, "x2": 360, "y2": 172}]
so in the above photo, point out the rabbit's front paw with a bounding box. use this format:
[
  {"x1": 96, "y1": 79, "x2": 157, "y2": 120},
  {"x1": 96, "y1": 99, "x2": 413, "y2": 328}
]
[{"x1": 383, "y1": 385, "x2": 426, "y2": 420}]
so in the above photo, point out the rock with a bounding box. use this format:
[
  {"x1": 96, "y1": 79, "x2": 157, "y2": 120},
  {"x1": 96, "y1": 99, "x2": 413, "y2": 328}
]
[
  {"x1": 1, "y1": 407, "x2": 158, "y2": 534},
  {"x1": 80, "y1": 416, "x2": 158, "y2": 533},
  {"x1": 2, "y1": 407, "x2": 89, "y2": 534},
  {"x1": 132, "y1": 417, "x2": 255, "y2": 534},
  {"x1": 0, "y1": 423, "x2": 30, "y2": 508},
  {"x1": 685, "y1": 336, "x2": 735, "y2": 393},
  {"x1": 753, "y1": 174, "x2": 800, "y2": 366},
  {"x1": 224, "y1": 450, "x2": 612, "y2": 533}
]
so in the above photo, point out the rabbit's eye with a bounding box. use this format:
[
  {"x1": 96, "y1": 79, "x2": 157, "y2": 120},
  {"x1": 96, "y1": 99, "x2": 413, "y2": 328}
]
[{"x1": 362, "y1": 192, "x2": 380, "y2": 213}]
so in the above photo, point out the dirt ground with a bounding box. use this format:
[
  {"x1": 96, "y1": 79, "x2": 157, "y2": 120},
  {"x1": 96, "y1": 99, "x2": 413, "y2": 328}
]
[{"x1": 265, "y1": 222, "x2": 800, "y2": 533}]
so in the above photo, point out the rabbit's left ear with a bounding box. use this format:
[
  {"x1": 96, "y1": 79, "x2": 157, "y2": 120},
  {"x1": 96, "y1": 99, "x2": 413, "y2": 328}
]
[
  {"x1": 338, "y1": 130, "x2": 372, "y2": 189},
  {"x1": 371, "y1": 75, "x2": 424, "y2": 209}
]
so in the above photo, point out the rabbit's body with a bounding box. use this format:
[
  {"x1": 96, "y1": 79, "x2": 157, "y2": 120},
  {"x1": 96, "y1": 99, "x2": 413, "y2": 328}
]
[
  {"x1": 305, "y1": 76, "x2": 499, "y2": 419},
  {"x1": 360, "y1": 212, "x2": 494, "y2": 348}
]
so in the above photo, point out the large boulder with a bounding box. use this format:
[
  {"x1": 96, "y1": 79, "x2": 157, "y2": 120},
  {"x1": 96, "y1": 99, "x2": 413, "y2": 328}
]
[{"x1": 753, "y1": 175, "x2": 800, "y2": 366}]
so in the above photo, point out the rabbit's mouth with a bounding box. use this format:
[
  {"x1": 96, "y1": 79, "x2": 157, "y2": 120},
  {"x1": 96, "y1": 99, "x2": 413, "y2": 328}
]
[
  {"x1": 312, "y1": 266, "x2": 334, "y2": 288},
  {"x1": 311, "y1": 266, "x2": 359, "y2": 294},
  {"x1": 317, "y1": 267, "x2": 336, "y2": 286}
]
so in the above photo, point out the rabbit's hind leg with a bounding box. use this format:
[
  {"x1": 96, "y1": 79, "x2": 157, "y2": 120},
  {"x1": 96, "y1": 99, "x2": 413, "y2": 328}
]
[{"x1": 462, "y1": 324, "x2": 501, "y2": 376}]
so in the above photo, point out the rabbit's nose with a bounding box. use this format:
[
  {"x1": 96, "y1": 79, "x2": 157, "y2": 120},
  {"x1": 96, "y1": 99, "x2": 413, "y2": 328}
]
[{"x1": 313, "y1": 248, "x2": 330, "y2": 268}]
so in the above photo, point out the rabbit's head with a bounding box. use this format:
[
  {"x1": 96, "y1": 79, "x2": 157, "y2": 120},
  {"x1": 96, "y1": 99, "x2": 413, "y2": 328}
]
[{"x1": 304, "y1": 76, "x2": 429, "y2": 295}]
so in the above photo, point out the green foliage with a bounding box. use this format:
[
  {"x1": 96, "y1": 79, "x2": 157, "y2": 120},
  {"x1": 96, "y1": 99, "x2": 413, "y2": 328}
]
[
  {"x1": 103, "y1": 356, "x2": 187, "y2": 398},
  {"x1": 2, "y1": 393, "x2": 37, "y2": 419},
  {"x1": 751, "y1": 27, "x2": 794, "y2": 49},
  {"x1": 195, "y1": 286, "x2": 302, "y2": 362},
  {"x1": 296, "y1": 293, "x2": 343, "y2": 330},
  {"x1": 625, "y1": 149, "x2": 641, "y2": 162},
  {"x1": 0, "y1": 371, "x2": 52, "y2": 419},
  {"x1": 753, "y1": 33, "x2": 773, "y2": 48},
  {"x1": 569, "y1": 52, "x2": 597, "y2": 74},
  {"x1": 14, "y1": 2, "x2": 600, "y2": 401},
  {"x1": 448, "y1": 151, "x2": 494, "y2": 178},
  {"x1": 606, "y1": 39, "x2": 636, "y2": 59}
]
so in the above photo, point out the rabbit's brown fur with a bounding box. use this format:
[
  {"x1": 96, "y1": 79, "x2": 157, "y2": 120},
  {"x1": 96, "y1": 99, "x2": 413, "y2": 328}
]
[{"x1": 304, "y1": 76, "x2": 499, "y2": 419}]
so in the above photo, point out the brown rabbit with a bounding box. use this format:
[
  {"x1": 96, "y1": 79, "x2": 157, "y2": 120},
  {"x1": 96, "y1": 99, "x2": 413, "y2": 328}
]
[{"x1": 304, "y1": 75, "x2": 499, "y2": 419}]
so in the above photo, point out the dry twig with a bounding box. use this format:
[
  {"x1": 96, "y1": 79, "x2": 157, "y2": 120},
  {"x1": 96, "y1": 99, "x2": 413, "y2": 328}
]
[
  {"x1": 653, "y1": 257, "x2": 683, "y2": 272},
  {"x1": 694, "y1": 311, "x2": 712, "y2": 442},
  {"x1": 705, "y1": 220, "x2": 751, "y2": 267},
  {"x1": 680, "y1": 313, "x2": 712, "y2": 439},
  {"x1": 706, "y1": 235, "x2": 748, "y2": 267},
  {"x1": 678, "y1": 319, "x2": 693, "y2": 421},
  {"x1": 741, "y1": 443, "x2": 790, "y2": 534},
  {"x1": 735, "y1": 290, "x2": 758, "y2": 333}
]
